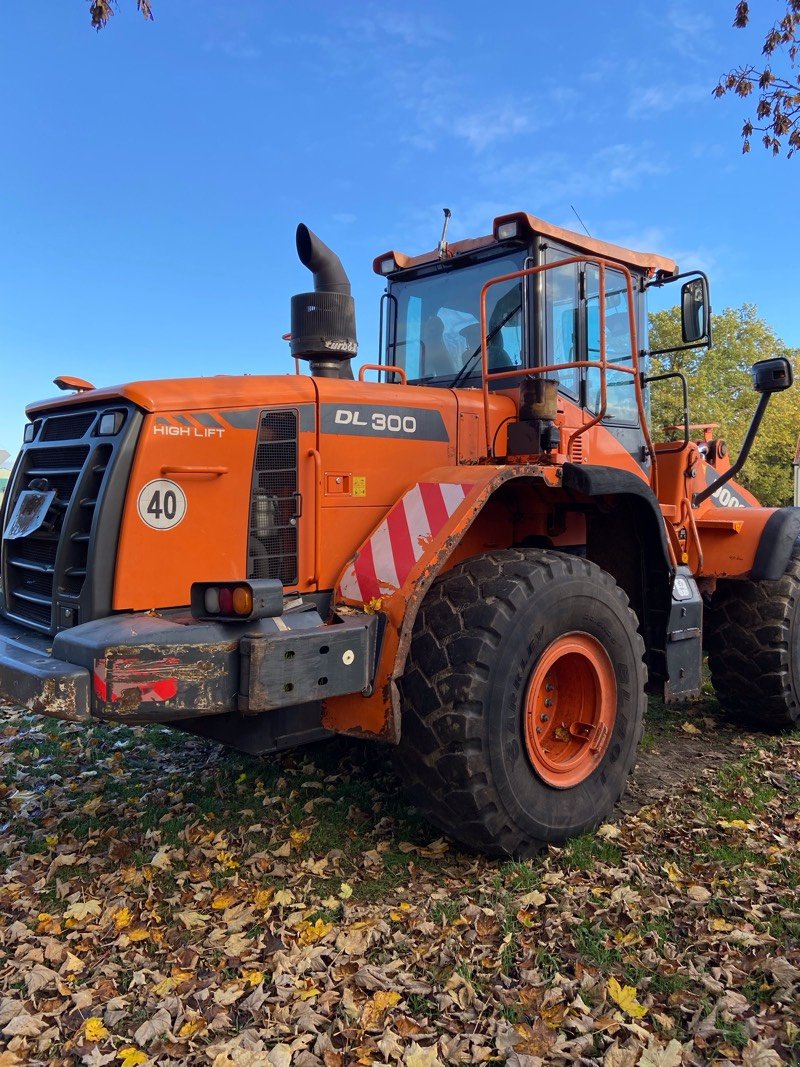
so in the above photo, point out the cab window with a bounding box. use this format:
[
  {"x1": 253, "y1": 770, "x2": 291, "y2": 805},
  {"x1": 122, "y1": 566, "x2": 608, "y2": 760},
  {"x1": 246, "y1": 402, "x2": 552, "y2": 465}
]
[
  {"x1": 585, "y1": 265, "x2": 637, "y2": 422},
  {"x1": 387, "y1": 252, "x2": 526, "y2": 383}
]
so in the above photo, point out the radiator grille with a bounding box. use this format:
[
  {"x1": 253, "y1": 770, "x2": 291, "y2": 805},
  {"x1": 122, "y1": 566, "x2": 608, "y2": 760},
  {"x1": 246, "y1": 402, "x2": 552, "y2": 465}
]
[
  {"x1": 3, "y1": 410, "x2": 115, "y2": 632},
  {"x1": 248, "y1": 410, "x2": 298, "y2": 586}
]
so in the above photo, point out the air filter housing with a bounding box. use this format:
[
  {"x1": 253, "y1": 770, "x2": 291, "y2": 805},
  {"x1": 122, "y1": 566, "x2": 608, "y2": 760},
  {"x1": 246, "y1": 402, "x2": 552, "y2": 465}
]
[{"x1": 292, "y1": 224, "x2": 358, "y2": 378}]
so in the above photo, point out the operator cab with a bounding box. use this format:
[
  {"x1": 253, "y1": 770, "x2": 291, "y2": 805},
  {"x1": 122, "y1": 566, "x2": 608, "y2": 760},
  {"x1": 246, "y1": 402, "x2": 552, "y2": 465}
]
[{"x1": 376, "y1": 212, "x2": 691, "y2": 461}]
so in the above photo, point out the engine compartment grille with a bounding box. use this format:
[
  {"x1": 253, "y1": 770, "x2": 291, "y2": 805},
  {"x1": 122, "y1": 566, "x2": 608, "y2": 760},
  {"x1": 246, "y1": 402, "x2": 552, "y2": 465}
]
[
  {"x1": 248, "y1": 410, "x2": 299, "y2": 586},
  {"x1": 2, "y1": 404, "x2": 135, "y2": 633}
]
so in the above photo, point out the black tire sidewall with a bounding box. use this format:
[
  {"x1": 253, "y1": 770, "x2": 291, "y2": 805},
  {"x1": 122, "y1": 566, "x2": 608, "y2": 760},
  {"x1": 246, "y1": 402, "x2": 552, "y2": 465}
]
[{"x1": 485, "y1": 571, "x2": 644, "y2": 842}]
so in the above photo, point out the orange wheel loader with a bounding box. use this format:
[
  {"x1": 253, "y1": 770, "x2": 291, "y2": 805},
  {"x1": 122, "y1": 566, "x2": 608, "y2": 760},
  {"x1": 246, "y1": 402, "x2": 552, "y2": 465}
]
[{"x1": 1, "y1": 211, "x2": 798, "y2": 857}]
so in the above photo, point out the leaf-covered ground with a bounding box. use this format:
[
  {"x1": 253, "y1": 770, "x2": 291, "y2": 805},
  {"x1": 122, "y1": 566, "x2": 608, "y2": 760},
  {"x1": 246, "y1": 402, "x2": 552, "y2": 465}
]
[{"x1": 0, "y1": 695, "x2": 798, "y2": 1067}]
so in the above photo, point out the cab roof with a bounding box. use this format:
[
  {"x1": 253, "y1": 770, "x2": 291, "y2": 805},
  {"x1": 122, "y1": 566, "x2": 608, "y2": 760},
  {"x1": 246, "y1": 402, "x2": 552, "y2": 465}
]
[{"x1": 373, "y1": 210, "x2": 678, "y2": 278}]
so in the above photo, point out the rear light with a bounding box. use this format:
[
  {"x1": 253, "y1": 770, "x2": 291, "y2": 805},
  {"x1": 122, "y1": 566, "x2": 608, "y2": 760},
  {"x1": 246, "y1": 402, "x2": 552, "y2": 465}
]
[{"x1": 191, "y1": 579, "x2": 283, "y2": 622}]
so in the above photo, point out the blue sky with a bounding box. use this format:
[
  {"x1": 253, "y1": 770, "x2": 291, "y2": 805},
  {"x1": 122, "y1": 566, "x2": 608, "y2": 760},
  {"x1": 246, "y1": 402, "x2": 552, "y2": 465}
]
[{"x1": 1, "y1": 0, "x2": 798, "y2": 456}]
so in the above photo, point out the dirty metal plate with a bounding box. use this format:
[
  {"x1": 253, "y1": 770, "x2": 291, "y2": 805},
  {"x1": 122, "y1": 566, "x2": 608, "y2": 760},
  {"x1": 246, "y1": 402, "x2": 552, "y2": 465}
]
[
  {"x1": 3, "y1": 489, "x2": 56, "y2": 540},
  {"x1": 243, "y1": 617, "x2": 377, "y2": 712}
]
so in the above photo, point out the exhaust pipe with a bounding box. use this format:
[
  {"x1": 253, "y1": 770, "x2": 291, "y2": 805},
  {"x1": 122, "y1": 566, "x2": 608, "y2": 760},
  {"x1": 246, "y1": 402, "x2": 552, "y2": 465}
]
[{"x1": 291, "y1": 224, "x2": 357, "y2": 379}]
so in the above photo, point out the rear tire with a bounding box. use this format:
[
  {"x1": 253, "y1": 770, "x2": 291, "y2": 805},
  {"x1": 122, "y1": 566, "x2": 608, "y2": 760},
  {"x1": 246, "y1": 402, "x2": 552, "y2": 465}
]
[
  {"x1": 707, "y1": 544, "x2": 800, "y2": 729},
  {"x1": 396, "y1": 549, "x2": 646, "y2": 857}
]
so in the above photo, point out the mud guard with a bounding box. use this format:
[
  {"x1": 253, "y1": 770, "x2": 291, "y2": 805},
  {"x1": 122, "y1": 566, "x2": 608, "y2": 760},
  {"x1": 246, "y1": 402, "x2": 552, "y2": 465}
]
[
  {"x1": 750, "y1": 507, "x2": 800, "y2": 581},
  {"x1": 325, "y1": 464, "x2": 563, "y2": 741}
]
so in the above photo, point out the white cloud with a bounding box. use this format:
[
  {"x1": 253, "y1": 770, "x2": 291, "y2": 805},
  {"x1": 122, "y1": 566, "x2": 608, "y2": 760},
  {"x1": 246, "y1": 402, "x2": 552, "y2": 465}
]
[{"x1": 627, "y1": 82, "x2": 707, "y2": 118}]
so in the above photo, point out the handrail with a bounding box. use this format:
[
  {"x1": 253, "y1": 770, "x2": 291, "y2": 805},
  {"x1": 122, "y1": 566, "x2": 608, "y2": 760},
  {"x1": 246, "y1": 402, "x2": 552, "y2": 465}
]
[
  {"x1": 358, "y1": 363, "x2": 407, "y2": 384},
  {"x1": 307, "y1": 448, "x2": 322, "y2": 585},
  {"x1": 477, "y1": 255, "x2": 657, "y2": 494}
]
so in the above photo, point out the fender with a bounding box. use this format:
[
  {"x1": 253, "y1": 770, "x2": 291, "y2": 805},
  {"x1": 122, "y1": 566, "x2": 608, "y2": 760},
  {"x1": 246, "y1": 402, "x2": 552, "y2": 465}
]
[
  {"x1": 324, "y1": 463, "x2": 562, "y2": 741},
  {"x1": 750, "y1": 506, "x2": 800, "y2": 581}
]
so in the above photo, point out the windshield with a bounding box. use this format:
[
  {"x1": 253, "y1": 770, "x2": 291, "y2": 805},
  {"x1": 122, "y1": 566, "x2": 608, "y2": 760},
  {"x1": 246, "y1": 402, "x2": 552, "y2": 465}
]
[{"x1": 386, "y1": 252, "x2": 526, "y2": 384}]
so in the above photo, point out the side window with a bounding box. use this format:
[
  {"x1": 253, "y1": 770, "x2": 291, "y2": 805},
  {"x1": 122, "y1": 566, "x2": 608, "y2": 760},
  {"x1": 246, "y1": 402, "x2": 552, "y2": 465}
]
[
  {"x1": 397, "y1": 295, "x2": 423, "y2": 379},
  {"x1": 585, "y1": 266, "x2": 637, "y2": 422},
  {"x1": 543, "y1": 259, "x2": 580, "y2": 397}
]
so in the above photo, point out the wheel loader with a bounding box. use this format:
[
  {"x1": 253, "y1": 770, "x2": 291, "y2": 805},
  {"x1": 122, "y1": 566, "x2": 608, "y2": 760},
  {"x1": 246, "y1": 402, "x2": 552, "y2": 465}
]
[{"x1": 1, "y1": 210, "x2": 798, "y2": 857}]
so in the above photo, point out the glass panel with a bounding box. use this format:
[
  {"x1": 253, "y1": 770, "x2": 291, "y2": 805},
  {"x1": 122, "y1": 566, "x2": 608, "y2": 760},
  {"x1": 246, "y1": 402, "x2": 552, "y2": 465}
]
[
  {"x1": 543, "y1": 259, "x2": 580, "y2": 398},
  {"x1": 387, "y1": 253, "x2": 525, "y2": 384},
  {"x1": 585, "y1": 266, "x2": 637, "y2": 422}
]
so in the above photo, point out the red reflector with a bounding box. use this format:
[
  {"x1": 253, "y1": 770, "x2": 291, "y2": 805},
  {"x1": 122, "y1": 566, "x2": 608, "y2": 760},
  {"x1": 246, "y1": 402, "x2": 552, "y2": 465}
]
[{"x1": 218, "y1": 587, "x2": 234, "y2": 614}]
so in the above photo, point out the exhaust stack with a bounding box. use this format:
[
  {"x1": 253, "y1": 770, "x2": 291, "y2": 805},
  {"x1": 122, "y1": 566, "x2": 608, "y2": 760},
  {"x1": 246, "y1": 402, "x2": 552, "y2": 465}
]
[{"x1": 291, "y1": 224, "x2": 357, "y2": 379}]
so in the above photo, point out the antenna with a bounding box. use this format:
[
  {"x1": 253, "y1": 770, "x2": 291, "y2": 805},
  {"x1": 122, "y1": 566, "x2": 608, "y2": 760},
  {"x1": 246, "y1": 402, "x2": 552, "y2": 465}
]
[
  {"x1": 570, "y1": 204, "x2": 591, "y2": 237},
  {"x1": 438, "y1": 207, "x2": 452, "y2": 259}
]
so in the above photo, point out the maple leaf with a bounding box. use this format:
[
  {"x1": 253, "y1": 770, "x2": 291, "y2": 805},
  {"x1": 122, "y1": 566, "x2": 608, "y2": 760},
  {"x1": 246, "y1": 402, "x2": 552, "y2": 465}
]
[
  {"x1": 681, "y1": 722, "x2": 701, "y2": 735},
  {"x1": 114, "y1": 907, "x2": 132, "y2": 931},
  {"x1": 639, "y1": 1038, "x2": 684, "y2": 1067},
  {"x1": 299, "y1": 918, "x2": 333, "y2": 945},
  {"x1": 362, "y1": 990, "x2": 401, "y2": 1030},
  {"x1": 339, "y1": 882, "x2": 353, "y2": 900},
  {"x1": 178, "y1": 1017, "x2": 206, "y2": 1038},
  {"x1": 117, "y1": 1050, "x2": 148, "y2": 1067},
  {"x1": 266, "y1": 1045, "x2": 293, "y2": 1067},
  {"x1": 212, "y1": 890, "x2": 237, "y2": 910},
  {"x1": 608, "y1": 976, "x2": 647, "y2": 1019},
  {"x1": 242, "y1": 969, "x2": 264, "y2": 987},
  {"x1": 65, "y1": 899, "x2": 102, "y2": 921},
  {"x1": 84, "y1": 1017, "x2": 110, "y2": 1042},
  {"x1": 405, "y1": 1042, "x2": 443, "y2": 1067}
]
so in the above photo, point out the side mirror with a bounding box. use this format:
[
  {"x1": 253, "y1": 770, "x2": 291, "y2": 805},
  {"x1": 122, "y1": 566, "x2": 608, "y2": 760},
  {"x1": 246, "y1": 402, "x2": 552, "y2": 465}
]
[
  {"x1": 681, "y1": 277, "x2": 709, "y2": 344},
  {"x1": 752, "y1": 356, "x2": 793, "y2": 394}
]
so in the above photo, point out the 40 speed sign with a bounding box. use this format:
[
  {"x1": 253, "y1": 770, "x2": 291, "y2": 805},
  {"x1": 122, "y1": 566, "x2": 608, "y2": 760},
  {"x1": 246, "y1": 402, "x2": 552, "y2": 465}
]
[{"x1": 137, "y1": 479, "x2": 188, "y2": 530}]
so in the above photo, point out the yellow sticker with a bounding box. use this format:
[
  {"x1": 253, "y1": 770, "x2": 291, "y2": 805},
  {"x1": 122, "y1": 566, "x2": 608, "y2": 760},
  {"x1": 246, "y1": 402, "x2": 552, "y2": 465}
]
[{"x1": 353, "y1": 476, "x2": 366, "y2": 497}]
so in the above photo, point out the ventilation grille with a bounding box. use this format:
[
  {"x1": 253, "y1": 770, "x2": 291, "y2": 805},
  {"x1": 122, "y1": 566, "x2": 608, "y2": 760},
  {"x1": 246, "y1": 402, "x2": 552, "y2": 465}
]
[
  {"x1": 3, "y1": 410, "x2": 111, "y2": 631},
  {"x1": 40, "y1": 412, "x2": 96, "y2": 441},
  {"x1": 247, "y1": 410, "x2": 298, "y2": 586}
]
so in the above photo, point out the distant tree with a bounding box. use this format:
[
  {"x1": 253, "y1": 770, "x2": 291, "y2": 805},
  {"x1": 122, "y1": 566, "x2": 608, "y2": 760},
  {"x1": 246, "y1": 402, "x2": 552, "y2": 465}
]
[
  {"x1": 88, "y1": 0, "x2": 153, "y2": 30},
  {"x1": 648, "y1": 304, "x2": 800, "y2": 506},
  {"x1": 714, "y1": 1, "x2": 800, "y2": 156}
]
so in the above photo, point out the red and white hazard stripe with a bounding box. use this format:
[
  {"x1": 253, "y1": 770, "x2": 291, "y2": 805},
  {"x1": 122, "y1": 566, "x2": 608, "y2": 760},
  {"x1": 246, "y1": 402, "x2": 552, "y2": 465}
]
[{"x1": 338, "y1": 482, "x2": 474, "y2": 603}]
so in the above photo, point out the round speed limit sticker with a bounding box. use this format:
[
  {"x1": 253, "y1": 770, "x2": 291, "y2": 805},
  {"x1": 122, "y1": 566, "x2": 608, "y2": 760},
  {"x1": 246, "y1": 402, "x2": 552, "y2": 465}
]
[{"x1": 137, "y1": 479, "x2": 187, "y2": 530}]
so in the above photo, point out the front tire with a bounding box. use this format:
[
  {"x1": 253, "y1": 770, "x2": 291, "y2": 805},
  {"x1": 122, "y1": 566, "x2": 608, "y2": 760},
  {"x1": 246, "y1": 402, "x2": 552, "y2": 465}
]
[
  {"x1": 396, "y1": 549, "x2": 646, "y2": 857},
  {"x1": 707, "y1": 544, "x2": 800, "y2": 729}
]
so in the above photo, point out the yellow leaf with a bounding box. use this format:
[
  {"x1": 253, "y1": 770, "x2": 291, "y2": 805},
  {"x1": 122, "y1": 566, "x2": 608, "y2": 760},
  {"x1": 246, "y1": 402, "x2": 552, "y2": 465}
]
[
  {"x1": 215, "y1": 850, "x2": 239, "y2": 869},
  {"x1": 118, "y1": 1049, "x2": 147, "y2": 1067},
  {"x1": 711, "y1": 918, "x2": 734, "y2": 932},
  {"x1": 662, "y1": 862, "x2": 683, "y2": 884},
  {"x1": 339, "y1": 882, "x2": 353, "y2": 900},
  {"x1": 608, "y1": 976, "x2": 647, "y2": 1018},
  {"x1": 273, "y1": 889, "x2": 295, "y2": 907},
  {"x1": 242, "y1": 969, "x2": 264, "y2": 987},
  {"x1": 681, "y1": 721, "x2": 701, "y2": 735},
  {"x1": 254, "y1": 888, "x2": 274, "y2": 910},
  {"x1": 295, "y1": 978, "x2": 321, "y2": 1000},
  {"x1": 127, "y1": 926, "x2": 149, "y2": 942},
  {"x1": 45, "y1": 834, "x2": 59, "y2": 846},
  {"x1": 212, "y1": 891, "x2": 237, "y2": 910},
  {"x1": 152, "y1": 978, "x2": 174, "y2": 996},
  {"x1": 290, "y1": 828, "x2": 310, "y2": 848},
  {"x1": 362, "y1": 990, "x2": 401, "y2": 1030},
  {"x1": 299, "y1": 918, "x2": 333, "y2": 945},
  {"x1": 114, "y1": 907, "x2": 132, "y2": 931},
  {"x1": 178, "y1": 1018, "x2": 206, "y2": 1038},
  {"x1": 84, "y1": 1017, "x2": 109, "y2": 1042},
  {"x1": 718, "y1": 818, "x2": 751, "y2": 831}
]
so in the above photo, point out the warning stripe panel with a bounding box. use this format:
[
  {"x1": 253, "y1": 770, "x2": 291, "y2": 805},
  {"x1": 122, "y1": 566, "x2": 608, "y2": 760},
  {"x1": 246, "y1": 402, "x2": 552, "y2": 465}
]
[{"x1": 338, "y1": 482, "x2": 473, "y2": 603}]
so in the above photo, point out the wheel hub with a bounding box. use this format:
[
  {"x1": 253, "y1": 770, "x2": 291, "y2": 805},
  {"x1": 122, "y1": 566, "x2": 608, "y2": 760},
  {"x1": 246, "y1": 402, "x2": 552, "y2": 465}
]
[{"x1": 523, "y1": 632, "x2": 617, "y2": 788}]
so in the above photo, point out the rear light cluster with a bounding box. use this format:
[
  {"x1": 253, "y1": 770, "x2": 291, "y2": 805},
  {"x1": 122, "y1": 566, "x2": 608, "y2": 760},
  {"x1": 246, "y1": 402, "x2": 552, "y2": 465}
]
[{"x1": 190, "y1": 579, "x2": 284, "y2": 622}]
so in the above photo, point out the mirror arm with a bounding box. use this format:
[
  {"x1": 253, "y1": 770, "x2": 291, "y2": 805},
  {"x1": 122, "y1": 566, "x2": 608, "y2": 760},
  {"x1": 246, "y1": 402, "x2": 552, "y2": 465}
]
[{"x1": 692, "y1": 391, "x2": 771, "y2": 507}]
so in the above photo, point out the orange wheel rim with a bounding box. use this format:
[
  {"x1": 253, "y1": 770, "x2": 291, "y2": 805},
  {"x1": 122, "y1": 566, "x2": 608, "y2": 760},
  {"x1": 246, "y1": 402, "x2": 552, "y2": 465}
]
[{"x1": 523, "y1": 632, "x2": 617, "y2": 788}]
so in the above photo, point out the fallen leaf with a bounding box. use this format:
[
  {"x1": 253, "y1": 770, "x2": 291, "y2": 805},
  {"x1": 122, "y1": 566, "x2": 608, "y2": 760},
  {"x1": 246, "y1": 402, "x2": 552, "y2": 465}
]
[
  {"x1": 608, "y1": 976, "x2": 647, "y2": 1019},
  {"x1": 405, "y1": 1042, "x2": 443, "y2": 1067},
  {"x1": 64, "y1": 899, "x2": 102, "y2": 921},
  {"x1": 84, "y1": 1017, "x2": 110, "y2": 1042},
  {"x1": 681, "y1": 722, "x2": 701, "y2": 735}
]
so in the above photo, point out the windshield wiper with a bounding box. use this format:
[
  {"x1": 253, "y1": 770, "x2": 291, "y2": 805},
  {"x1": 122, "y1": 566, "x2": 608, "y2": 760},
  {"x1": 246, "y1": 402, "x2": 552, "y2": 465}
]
[{"x1": 446, "y1": 301, "x2": 522, "y2": 389}]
